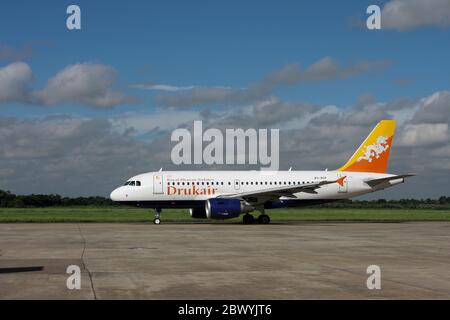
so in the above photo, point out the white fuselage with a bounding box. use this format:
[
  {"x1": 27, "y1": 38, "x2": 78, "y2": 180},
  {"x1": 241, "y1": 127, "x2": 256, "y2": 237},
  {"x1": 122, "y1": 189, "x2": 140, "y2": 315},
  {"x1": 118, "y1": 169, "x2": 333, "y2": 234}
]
[{"x1": 110, "y1": 170, "x2": 402, "y2": 206}]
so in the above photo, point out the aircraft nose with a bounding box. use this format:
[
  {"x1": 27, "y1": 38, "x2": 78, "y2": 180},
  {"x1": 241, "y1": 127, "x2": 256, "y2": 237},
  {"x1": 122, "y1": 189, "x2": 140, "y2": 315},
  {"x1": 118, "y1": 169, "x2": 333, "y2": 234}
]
[{"x1": 110, "y1": 188, "x2": 121, "y2": 201}]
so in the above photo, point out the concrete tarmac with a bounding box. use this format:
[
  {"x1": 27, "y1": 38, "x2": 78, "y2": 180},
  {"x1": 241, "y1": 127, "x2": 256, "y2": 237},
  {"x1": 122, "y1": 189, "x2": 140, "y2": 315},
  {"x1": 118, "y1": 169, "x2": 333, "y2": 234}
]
[{"x1": 0, "y1": 222, "x2": 449, "y2": 299}]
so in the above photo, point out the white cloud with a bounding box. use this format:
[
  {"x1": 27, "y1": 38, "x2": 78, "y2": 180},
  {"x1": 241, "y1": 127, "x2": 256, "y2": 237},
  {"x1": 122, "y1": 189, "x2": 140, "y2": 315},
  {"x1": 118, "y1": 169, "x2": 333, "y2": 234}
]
[
  {"x1": 397, "y1": 123, "x2": 449, "y2": 147},
  {"x1": 0, "y1": 62, "x2": 33, "y2": 103},
  {"x1": 412, "y1": 90, "x2": 450, "y2": 124},
  {"x1": 35, "y1": 63, "x2": 135, "y2": 108},
  {"x1": 0, "y1": 62, "x2": 135, "y2": 108},
  {"x1": 151, "y1": 57, "x2": 390, "y2": 108},
  {"x1": 0, "y1": 116, "x2": 171, "y2": 196},
  {"x1": 111, "y1": 110, "x2": 200, "y2": 135},
  {"x1": 130, "y1": 83, "x2": 195, "y2": 92},
  {"x1": 382, "y1": 0, "x2": 450, "y2": 30}
]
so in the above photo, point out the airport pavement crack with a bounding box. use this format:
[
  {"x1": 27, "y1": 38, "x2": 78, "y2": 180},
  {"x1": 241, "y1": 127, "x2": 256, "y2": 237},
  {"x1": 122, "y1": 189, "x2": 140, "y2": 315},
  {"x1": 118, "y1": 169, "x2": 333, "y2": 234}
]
[{"x1": 77, "y1": 224, "x2": 98, "y2": 300}]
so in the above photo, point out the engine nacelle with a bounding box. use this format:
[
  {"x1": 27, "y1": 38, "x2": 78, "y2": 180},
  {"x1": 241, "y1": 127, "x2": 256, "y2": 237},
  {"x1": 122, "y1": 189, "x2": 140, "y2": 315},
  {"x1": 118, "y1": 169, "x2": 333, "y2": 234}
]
[
  {"x1": 189, "y1": 207, "x2": 207, "y2": 219},
  {"x1": 205, "y1": 198, "x2": 254, "y2": 220}
]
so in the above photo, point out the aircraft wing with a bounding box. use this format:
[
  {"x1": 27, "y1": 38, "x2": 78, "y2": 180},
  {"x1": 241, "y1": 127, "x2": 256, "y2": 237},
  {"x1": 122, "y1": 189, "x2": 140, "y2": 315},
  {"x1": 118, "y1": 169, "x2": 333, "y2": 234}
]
[
  {"x1": 219, "y1": 176, "x2": 346, "y2": 201},
  {"x1": 364, "y1": 174, "x2": 416, "y2": 187}
]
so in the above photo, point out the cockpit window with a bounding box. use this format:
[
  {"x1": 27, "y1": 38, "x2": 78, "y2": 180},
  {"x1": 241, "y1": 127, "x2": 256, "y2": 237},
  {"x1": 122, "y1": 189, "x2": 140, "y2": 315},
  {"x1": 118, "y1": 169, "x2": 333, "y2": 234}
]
[
  {"x1": 124, "y1": 181, "x2": 142, "y2": 187},
  {"x1": 124, "y1": 180, "x2": 141, "y2": 186}
]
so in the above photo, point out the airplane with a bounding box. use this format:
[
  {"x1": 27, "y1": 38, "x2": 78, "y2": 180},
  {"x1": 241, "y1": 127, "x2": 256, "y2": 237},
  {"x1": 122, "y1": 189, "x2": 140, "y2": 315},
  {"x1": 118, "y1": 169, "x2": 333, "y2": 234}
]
[{"x1": 110, "y1": 120, "x2": 415, "y2": 224}]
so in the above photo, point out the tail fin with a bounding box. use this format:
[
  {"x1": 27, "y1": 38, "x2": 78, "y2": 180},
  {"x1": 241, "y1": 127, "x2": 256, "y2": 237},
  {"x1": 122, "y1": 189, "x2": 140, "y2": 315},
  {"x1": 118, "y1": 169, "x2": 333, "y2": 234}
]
[{"x1": 337, "y1": 120, "x2": 396, "y2": 173}]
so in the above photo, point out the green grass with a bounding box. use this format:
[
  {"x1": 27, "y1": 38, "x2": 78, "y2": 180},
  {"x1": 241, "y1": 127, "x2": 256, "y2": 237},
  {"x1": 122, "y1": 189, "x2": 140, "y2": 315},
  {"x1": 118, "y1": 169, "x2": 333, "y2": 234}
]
[{"x1": 0, "y1": 206, "x2": 449, "y2": 223}]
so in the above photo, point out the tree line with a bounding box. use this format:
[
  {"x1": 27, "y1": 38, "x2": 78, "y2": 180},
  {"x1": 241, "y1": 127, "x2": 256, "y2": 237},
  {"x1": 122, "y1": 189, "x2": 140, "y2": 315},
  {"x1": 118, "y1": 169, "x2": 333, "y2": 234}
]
[
  {"x1": 1, "y1": 189, "x2": 450, "y2": 209},
  {"x1": 319, "y1": 197, "x2": 450, "y2": 210},
  {"x1": 0, "y1": 190, "x2": 115, "y2": 207}
]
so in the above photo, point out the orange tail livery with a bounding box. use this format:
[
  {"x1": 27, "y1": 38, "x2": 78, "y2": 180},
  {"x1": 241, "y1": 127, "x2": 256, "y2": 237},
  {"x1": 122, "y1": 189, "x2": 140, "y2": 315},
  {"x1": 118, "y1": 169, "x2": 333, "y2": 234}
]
[{"x1": 337, "y1": 120, "x2": 396, "y2": 173}]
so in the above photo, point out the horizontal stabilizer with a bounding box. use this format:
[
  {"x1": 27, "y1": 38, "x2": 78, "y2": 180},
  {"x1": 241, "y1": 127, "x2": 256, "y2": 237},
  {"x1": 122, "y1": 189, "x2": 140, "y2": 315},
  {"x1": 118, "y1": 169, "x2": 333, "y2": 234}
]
[{"x1": 364, "y1": 174, "x2": 416, "y2": 187}]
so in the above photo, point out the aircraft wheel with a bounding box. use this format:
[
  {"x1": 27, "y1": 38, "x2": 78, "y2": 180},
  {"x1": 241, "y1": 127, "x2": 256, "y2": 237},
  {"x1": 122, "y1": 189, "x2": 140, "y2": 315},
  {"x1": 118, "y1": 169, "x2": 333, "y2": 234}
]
[
  {"x1": 243, "y1": 214, "x2": 255, "y2": 224},
  {"x1": 257, "y1": 214, "x2": 270, "y2": 224},
  {"x1": 153, "y1": 218, "x2": 161, "y2": 225}
]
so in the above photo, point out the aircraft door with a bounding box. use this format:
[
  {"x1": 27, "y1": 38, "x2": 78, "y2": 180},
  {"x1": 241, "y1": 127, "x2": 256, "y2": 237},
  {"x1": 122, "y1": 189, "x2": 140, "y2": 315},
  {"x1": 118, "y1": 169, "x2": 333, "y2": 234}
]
[{"x1": 153, "y1": 174, "x2": 164, "y2": 194}]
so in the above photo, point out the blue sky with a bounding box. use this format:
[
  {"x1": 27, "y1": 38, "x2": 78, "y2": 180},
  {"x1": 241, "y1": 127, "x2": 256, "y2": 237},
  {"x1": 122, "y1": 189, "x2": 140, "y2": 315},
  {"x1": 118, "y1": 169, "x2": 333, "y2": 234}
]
[
  {"x1": 1, "y1": 0, "x2": 449, "y2": 117},
  {"x1": 1, "y1": 0, "x2": 450, "y2": 197}
]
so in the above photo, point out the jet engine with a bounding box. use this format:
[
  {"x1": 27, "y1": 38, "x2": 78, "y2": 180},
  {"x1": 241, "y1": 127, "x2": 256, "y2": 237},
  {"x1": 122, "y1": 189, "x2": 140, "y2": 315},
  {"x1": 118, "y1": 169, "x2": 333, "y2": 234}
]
[
  {"x1": 205, "y1": 198, "x2": 254, "y2": 219},
  {"x1": 189, "y1": 207, "x2": 208, "y2": 219}
]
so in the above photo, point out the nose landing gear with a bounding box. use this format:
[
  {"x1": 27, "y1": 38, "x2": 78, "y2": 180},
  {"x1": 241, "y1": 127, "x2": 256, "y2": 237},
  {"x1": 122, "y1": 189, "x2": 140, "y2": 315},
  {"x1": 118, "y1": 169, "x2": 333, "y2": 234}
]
[{"x1": 153, "y1": 208, "x2": 162, "y2": 224}]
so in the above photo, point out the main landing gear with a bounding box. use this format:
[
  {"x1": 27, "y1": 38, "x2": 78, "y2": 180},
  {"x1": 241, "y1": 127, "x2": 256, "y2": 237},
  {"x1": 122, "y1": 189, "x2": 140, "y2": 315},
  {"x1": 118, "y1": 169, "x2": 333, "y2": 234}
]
[
  {"x1": 242, "y1": 214, "x2": 271, "y2": 224},
  {"x1": 153, "y1": 208, "x2": 162, "y2": 225},
  {"x1": 243, "y1": 214, "x2": 255, "y2": 224},
  {"x1": 257, "y1": 214, "x2": 270, "y2": 224},
  {"x1": 242, "y1": 208, "x2": 271, "y2": 225}
]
